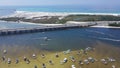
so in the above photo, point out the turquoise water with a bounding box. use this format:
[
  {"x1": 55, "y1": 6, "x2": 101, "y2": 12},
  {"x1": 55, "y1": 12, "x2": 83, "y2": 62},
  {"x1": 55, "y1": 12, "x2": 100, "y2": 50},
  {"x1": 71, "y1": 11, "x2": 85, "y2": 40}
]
[
  {"x1": 16, "y1": 6, "x2": 120, "y2": 13},
  {"x1": 0, "y1": 6, "x2": 120, "y2": 16}
]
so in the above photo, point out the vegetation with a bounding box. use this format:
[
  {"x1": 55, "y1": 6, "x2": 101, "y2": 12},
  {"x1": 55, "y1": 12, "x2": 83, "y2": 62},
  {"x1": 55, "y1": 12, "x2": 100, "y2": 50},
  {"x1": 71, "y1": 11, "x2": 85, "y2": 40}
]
[
  {"x1": 0, "y1": 16, "x2": 59, "y2": 24},
  {"x1": 58, "y1": 15, "x2": 120, "y2": 23},
  {"x1": 0, "y1": 17, "x2": 24, "y2": 22},
  {"x1": 0, "y1": 15, "x2": 120, "y2": 24},
  {"x1": 109, "y1": 22, "x2": 120, "y2": 27}
]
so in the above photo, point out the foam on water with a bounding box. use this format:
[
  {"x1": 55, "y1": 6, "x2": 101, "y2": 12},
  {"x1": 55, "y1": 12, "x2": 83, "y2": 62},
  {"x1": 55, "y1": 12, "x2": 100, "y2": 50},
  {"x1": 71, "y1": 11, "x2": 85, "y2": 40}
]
[
  {"x1": 0, "y1": 6, "x2": 120, "y2": 17},
  {"x1": 98, "y1": 37, "x2": 120, "y2": 42}
]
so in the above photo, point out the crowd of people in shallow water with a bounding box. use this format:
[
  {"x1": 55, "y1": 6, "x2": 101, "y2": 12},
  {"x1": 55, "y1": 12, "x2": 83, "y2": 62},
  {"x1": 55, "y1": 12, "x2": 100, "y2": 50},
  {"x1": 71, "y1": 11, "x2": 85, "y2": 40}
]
[{"x1": 0, "y1": 47, "x2": 118, "y2": 68}]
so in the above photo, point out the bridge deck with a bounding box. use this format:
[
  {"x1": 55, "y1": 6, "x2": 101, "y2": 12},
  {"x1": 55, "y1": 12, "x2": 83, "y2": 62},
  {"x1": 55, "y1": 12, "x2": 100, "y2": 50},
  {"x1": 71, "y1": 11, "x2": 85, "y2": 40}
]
[{"x1": 0, "y1": 25, "x2": 87, "y2": 36}]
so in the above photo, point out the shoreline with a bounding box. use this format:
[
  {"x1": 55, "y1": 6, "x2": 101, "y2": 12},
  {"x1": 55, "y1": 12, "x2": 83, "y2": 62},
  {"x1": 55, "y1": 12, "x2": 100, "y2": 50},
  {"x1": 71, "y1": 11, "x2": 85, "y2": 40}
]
[
  {"x1": 91, "y1": 25, "x2": 120, "y2": 28},
  {"x1": 1, "y1": 11, "x2": 120, "y2": 18},
  {"x1": 1, "y1": 20, "x2": 120, "y2": 29},
  {"x1": 0, "y1": 11, "x2": 120, "y2": 29},
  {"x1": 14, "y1": 11, "x2": 120, "y2": 16}
]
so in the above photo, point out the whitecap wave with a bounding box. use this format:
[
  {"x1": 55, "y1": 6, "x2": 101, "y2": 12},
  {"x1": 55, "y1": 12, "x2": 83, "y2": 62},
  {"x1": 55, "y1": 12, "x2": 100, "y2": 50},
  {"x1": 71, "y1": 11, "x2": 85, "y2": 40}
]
[
  {"x1": 1, "y1": 10, "x2": 120, "y2": 18},
  {"x1": 15, "y1": 11, "x2": 120, "y2": 16}
]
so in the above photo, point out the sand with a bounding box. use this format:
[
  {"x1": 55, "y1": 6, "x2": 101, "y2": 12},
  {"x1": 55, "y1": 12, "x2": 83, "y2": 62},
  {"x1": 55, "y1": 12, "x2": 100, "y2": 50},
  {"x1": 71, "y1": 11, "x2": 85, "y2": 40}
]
[
  {"x1": 91, "y1": 25, "x2": 120, "y2": 28},
  {"x1": 1, "y1": 11, "x2": 120, "y2": 19}
]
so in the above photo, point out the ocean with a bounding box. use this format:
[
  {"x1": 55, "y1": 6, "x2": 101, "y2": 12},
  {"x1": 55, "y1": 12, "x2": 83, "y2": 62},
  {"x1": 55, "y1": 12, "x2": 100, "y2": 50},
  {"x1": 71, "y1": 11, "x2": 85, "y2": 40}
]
[
  {"x1": 0, "y1": 6, "x2": 120, "y2": 51},
  {"x1": 0, "y1": 21, "x2": 120, "y2": 51},
  {"x1": 0, "y1": 6, "x2": 120, "y2": 16}
]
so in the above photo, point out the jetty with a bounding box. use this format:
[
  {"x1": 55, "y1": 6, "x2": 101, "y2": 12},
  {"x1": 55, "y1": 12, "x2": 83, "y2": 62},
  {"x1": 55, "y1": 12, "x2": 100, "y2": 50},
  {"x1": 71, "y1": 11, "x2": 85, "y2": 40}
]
[{"x1": 0, "y1": 24, "x2": 88, "y2": 36}]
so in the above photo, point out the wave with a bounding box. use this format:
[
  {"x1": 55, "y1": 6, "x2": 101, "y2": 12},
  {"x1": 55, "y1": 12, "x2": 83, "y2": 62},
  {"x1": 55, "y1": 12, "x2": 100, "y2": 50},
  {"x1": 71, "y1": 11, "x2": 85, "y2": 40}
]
[
  {"x1": 98, "y1": 37, "x2": 120, "y2": 42},
  {"x1": 85, "y1": 30, "x2": 114, "y2": 37},
  {"x1": 86, "y1": 30, "x2": 105, "y2": 34},
  {"x1": 15, "y1": 10, "x2": 120, "y2": 16},
  {"x1": 90, "y1": 36, "x2": 120, "y2": 42},
  {"x1": 1, "y1": 10, "x2": 120, "y2": 19}
]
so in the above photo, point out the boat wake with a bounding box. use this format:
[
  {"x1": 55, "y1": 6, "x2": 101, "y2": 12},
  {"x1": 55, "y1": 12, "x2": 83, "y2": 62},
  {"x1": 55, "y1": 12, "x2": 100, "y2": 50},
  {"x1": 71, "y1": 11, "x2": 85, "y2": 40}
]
[
  {"x1": 97, "y1": 37, "x2": 120, "y2": 42},
  {"x1": 90, "y1": 36, "x2": 120, "y2": 42},
  {"x1": 85, "y1": 30, "x2": 114, "y2": 37}
]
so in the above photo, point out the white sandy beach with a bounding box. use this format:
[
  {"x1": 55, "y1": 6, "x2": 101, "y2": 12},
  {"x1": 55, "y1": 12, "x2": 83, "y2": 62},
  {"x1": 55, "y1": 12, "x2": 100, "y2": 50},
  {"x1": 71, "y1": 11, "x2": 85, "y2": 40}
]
[
  {"x1": 91, "y1": 26, "x2": 120, "y2": 28},
  {"x1": 17, "y1": 21, "x2": 120, "y2": 28},
  {"x1": 1, "y1": 11, "x2": 120, "y2": 19},
  {"x1": 20, "y1": 21, "x2": 96, "y2": 27},
  {"x1": 0, "y1": 11, "x2": 120, "y2": 29}
]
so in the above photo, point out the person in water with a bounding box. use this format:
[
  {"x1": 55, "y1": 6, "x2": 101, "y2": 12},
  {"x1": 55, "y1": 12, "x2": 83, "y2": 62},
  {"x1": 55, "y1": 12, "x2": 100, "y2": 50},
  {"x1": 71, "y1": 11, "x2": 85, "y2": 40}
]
[
  {"x1": 42, "y1": 63, "x2": 46, "y2": 68},
  {"x1": 55, "y1": 53, "x2": 59, "y2": 58},
  {"x1": 15, "y1": 58, "x2": 19, "y2": 64},
  {"x1": 41, "y1": 54, "x2": 45, "y2": 58},
  {"x1": 7, "y1": 58, "x2": 11, "y2": 64},
  {"x1": 49, "y1": 60, "x2": 53, "y2": 65},
  {"x1": 32, "y1": 53, "x2": 36, "y2": 59},
  {"x1": 34, "y1": 65, "x2": 37, "y2": 68},
  {"x1": 2, "y1": 56, "x2": 5, "y2": 61}
]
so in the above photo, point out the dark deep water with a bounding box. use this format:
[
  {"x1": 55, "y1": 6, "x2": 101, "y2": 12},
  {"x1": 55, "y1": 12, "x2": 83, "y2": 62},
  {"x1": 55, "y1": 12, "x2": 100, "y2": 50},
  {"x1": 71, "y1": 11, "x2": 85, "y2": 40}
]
[
  {"x1": 0, "y1": 6, "x2": 120, "y2": 51},
  {"x1": 0, "y1": 25, "x2": 120, "y2": 51}
]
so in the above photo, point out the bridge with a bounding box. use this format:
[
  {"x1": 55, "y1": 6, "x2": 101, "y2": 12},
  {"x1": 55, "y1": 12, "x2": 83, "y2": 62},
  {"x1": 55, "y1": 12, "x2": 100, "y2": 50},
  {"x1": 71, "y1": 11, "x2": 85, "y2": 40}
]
[{"x1": 0, "y1": 24, "x2": 87, "y2": 36}]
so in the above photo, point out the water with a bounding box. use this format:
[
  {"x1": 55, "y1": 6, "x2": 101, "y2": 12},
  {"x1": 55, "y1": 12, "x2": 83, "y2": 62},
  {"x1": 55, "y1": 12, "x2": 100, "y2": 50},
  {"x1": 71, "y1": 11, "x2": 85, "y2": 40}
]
[
  {"x1": 0, "y1": 9, "x2": 15, "y2": 16},
  {"x1": 0, "y1": 6, "x2": 120, "y2": 16},
  {"x1": 0, "y1": 21, "x2": 44, "y2": 29},
  {"x1": 0, "y1": 6, "x2": 120, "y2": 51},
  {"x1": 0, "y1": 22, "x2": 119, "y2": 51},
  {"x1": 14, "y1": 6, "x2": 120, "y2": 13}
]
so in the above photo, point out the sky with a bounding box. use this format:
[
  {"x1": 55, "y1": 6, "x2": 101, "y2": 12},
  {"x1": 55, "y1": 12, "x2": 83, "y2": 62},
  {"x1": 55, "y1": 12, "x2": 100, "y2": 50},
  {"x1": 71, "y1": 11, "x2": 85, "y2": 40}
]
[{"x1": 0, "y1": 0, "x2": 119, "y2": 8}]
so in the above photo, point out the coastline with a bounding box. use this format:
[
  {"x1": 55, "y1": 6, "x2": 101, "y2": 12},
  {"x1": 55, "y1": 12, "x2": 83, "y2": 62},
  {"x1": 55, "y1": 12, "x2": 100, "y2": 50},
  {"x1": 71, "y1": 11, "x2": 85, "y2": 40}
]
[
  {"x1": 1, "y1": 11, "x2": 120, "y2": 18},
  {"x1": 1, "y1": 20, "x2": 120, "y2": 29},
  {"x1": 0, "y1": 11, "x2": 120, "y2": 19},
  {"x1": 91, "y1": 25, "x2": 120, "y2": 28},
  {"x1": 0, "y1": 4, "x2": 120, "y2": 68},
  {"x1": 13, "y1": 11, "x2": 120, "y2": 16},
  {"x1": 0, "y1": 11, "x2": 120, "y2": 29}
]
